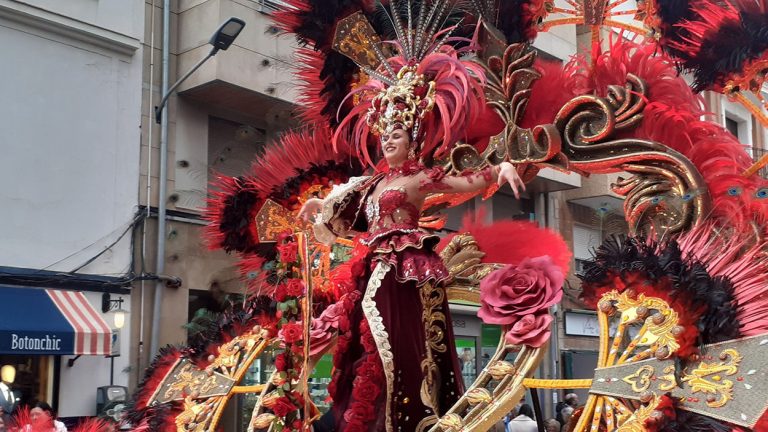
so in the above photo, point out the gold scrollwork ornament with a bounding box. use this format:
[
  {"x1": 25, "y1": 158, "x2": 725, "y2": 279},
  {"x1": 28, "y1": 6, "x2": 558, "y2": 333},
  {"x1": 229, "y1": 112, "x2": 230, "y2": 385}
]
[{"x1": 681, "y1": 348, "x2": 742, "y2": 408}]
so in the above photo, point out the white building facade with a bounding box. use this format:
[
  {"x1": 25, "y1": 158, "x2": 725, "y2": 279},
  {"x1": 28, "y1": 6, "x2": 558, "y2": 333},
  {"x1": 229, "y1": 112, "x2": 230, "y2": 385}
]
[{"x1": 0, "y1": 0, "x2": 143, "y2": 419}]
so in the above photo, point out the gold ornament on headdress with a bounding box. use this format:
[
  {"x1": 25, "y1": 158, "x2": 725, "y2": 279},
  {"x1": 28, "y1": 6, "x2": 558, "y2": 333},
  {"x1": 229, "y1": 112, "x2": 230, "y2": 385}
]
[{"x1": 366, "y1": 64, "x2": 436, "y2": 136}]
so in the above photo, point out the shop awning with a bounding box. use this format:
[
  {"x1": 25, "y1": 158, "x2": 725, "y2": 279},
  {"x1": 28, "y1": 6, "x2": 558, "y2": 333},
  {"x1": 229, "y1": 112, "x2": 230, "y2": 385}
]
[{"x1": 0, "y1": 286, "x2": 112, "y2": 355}]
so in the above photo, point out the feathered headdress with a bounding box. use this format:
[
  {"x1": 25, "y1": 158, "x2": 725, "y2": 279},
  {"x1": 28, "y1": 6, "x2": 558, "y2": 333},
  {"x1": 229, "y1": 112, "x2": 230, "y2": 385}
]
[{"x1": 333, "y1": 48, "x2": 487, "y2": 166}]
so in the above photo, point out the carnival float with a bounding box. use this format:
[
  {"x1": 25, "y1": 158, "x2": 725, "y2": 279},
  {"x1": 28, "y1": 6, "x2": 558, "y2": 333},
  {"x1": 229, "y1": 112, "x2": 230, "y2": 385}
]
[{"x1": 104, "y1": 0, "x2": 768, "y2": 431}]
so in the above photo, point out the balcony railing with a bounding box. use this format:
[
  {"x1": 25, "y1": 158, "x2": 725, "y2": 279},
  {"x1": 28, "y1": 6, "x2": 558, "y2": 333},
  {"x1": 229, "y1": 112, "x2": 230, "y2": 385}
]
[
  {"x1": 251, "y1": 0, "x2": 291, "y2": 13},
  {"x1": 749, "y1": 147, "x2": 768, "y2": 179}
]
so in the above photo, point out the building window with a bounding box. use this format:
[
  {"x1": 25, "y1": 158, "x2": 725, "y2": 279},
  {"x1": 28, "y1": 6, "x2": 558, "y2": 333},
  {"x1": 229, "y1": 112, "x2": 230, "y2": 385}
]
[
  {"x1": 572, "y1": 225, "x2": 601, "y2": 275},
  {"x1": 725, "y1": 117, "x2": 739, "y2": 139},
  {"x1": 722, "y1": 97, "x2": 753, "y2": 157}
]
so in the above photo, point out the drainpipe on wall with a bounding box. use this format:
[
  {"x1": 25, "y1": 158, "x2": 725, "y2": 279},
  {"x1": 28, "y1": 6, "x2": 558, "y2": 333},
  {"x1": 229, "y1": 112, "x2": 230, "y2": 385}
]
[{"x1": 149, "y1": 0, "x2": 171, "y2": 357}]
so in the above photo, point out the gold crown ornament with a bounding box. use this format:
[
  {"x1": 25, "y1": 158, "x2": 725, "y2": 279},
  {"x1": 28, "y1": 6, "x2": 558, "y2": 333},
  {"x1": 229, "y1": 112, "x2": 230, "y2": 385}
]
[{"x1": 366, "y1": 64, "x2": 436, "y2": 137}]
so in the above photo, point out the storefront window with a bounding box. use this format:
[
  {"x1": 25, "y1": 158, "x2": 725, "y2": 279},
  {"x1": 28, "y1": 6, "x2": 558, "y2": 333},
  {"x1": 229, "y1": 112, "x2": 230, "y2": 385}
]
[
  {"x1": 455, "y1": 338, "x2": 477, "y2": 388},
  {"x1": 309, "y1": 354, "x2": 333, "y2": 413},
  {"x1": 0, "y1": 355, "x2": 52, "y2": 410},
  {"x1": 480, "y1": 325, "x2": 501, "y2": 369}
]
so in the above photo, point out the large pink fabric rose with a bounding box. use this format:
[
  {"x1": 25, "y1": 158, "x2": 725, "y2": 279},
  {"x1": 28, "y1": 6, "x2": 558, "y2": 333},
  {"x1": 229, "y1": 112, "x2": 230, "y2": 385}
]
[
  {"x1": 504, "y1": 313, "x2": 552, "y2": 348},
  {"x1": 478, "y1": 256, "x2": 563, "y2": 325},
  {"x1": 291, "y1": 298, "x2": 347, "y2": 356}
]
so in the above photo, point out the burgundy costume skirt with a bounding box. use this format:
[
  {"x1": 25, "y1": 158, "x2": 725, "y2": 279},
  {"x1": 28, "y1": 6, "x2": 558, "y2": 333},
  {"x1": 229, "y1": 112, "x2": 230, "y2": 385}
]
[{"x1": 329, "y1": 232, "x2": 464, "y2": 432}]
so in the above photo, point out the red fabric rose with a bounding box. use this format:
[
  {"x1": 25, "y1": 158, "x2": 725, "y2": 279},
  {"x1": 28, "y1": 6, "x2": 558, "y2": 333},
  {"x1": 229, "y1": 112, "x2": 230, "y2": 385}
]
[
  {"x1": 286, "y1": 279, "x2": 305, "y2": 297},
  {"x1": 504, "y1": 313, "x2": 552, "y2": 348},
  {"x1": 274, "y1": 284, "x2": 288, "y2": 302},
  {"x1": 271, "y1": 397, "x2": 297, "y2": 418},
  {"x1": 290, "y1": 343, "x2": 304, "y2": 356},
  {"x1": 361, "y1": 330, "x2": 376, "y2": 353},
  {"x1": 277, "y1": 241, "x2": 299, "y2": 264},
  {"x1": 352, "y1": 378, "x2": 381, "y2": 401},
  {"x1": 274, "y1": 353, "x2": 287, "y2": 371},
  {"x1": 280, "y1": 323, "x2": 303, "y2": 344},
  {"x1": 344, "y1": 401, "x2": 375, "y2": 423},
  {"x1": 478, "y1": 256, "x2": 563, "y2": 325}
]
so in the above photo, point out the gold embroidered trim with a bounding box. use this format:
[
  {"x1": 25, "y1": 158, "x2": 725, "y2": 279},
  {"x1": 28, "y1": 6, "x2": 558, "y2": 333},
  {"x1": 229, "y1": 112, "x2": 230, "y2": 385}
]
[
  {"x1": 420, "y1": 283, "x2": 448, "y2": 354},
  {"x1": 363, "y1": 262, "x2": 395, "y2": 432},
  {"x1": 415, "y1": 415, "x2": 438, "y2": 432},
  {"x1": 419, "y1": 282, "x2": 447, "y2": 413}
]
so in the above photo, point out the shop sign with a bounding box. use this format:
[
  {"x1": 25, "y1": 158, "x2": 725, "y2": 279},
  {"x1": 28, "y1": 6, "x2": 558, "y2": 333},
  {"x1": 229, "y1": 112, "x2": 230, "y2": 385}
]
[
  {"x1": 110, "y1": 329, "x2": 121, "y2": 357},
  {"x1": 2, "y1": 332, "x2": 73, "y2": 354},
  {"x1": 564, "y1": 311, "x2": 600, "y2": 337}
]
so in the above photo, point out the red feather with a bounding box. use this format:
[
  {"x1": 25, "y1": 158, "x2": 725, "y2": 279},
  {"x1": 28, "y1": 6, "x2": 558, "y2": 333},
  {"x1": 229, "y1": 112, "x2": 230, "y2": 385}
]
[
  {"x1": 437, "y1": 209, "x2": 572, "y2": 275},
  {"x1": 70, "y1": 418, "x2": 115, "y2": 432},
  {"x1": 131, "y1": 346, "x2": 184, "y2": 411}
]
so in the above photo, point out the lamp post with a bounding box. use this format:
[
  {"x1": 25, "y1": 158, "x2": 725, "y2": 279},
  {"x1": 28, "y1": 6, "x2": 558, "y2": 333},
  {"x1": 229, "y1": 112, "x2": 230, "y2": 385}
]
[
  {"x1": 149, "y1": 16, "x2": 245, "y2": 360},
  {"x1": 102, "y1": 293, "x2": 128, "y2": 385},
  {"x1": 153, "y1": 17, "x2": 246, "y2": 124}
]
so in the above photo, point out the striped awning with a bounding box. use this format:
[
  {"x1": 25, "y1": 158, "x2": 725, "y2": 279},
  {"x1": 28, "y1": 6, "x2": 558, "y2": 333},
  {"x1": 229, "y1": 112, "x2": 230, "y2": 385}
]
[{"x1": 0, "y1": 286, "x2": 112, "y2": 355}]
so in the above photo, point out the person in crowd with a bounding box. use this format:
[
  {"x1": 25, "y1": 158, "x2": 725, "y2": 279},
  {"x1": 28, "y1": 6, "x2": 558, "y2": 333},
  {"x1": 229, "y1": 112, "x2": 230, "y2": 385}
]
[
  {"x1": 506, "y1": 403, "x2": 537, "y2": 432},
  {"x1": 544, "y1": 418, "x2": 561, "y2": 432},
  {"x1": 27, "y1": 402, "x2": 66, "y2": 432},
  {"x1": 559, "y1": 393, "x2": 579, "y2": 429}
]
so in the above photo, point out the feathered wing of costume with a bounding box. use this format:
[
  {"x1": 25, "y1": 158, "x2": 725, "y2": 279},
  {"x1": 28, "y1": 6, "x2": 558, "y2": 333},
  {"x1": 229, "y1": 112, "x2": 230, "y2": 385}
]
[
  {"x1": 124, "y1": 127, "x2": 363, "y2": 431},
  {"x1": 506, "y1": 33, "x2": 768, "y2": 430}
]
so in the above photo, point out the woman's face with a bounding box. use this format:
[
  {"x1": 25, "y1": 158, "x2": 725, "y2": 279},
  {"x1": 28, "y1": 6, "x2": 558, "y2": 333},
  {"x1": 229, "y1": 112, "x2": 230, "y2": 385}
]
[
  {"x1": 380, "y1": 127, "x2": 410, "y2": 167},
  {"x1": 30, "y1": 407, "x2": 53, "y2": 426}
]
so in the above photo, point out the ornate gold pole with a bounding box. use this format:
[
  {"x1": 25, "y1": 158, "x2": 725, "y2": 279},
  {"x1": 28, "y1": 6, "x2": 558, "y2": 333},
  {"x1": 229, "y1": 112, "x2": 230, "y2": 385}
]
[{"x1": 298, "y1": 231, "x2": 313, "y2": 430}]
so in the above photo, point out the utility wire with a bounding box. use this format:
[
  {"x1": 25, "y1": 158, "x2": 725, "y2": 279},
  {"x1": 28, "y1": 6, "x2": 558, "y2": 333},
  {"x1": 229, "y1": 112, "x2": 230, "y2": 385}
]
[
  {"x1": 36, "y1": 211, "x2": 145, "y2": 274},
  {"x1": 68, "y1": 212, "x2": 145, "y2": 274}
]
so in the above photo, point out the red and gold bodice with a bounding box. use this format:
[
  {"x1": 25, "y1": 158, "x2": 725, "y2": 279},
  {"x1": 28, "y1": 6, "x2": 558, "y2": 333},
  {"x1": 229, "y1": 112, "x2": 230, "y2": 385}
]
[
  {"x1": 362, "y1": 186, "x2": 420, "y2": 244},
  {"x1": 360, "y1": 182, "x2": 449, "y2": 286},
  {"x1": 314, "y1": 175, "x2": 450, "y2": 285}
]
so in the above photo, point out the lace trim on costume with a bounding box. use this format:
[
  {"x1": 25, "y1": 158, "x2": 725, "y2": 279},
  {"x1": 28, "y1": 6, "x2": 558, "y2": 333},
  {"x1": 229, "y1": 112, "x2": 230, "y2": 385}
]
[
  {"x1": 418, "y1": 166, "x2": 449, "y2": 192},
  {"x1": 317, "y1": 176, "x2": 370, "y2": 238},
  {"x1": 362, "y1": 262, "x2": 396, "y2": 432},
  {"x1": 361, "y1": 227, "x2": 423, "y2": 246},
  {"x1": 372, "y1": 253, "x2": 451, "y2": 287},
  {"x1": 417, "y1": 166, "x2": 495, "y2": 193}
]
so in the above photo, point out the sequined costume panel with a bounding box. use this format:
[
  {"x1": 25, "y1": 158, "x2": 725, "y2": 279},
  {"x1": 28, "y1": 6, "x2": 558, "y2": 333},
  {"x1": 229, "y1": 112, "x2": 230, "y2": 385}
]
[{"x1": 360, "y1": 185, "x2": 450, "y2": 286}]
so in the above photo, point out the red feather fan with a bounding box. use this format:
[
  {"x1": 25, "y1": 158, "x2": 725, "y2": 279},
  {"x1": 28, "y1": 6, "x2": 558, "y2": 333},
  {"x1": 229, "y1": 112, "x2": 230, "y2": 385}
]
[
  {"x1": 437, "y1": 209, "x2": 572, "y2": 275},
  {"x1": 526, "y1": 39, "x2": 768, "y2": 233}
]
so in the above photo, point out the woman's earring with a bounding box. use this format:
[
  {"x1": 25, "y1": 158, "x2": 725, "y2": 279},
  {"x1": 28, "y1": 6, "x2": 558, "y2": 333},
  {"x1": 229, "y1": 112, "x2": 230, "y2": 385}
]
[{"x1": 408, "y1": 145, "x2": 416, "y2": 160}]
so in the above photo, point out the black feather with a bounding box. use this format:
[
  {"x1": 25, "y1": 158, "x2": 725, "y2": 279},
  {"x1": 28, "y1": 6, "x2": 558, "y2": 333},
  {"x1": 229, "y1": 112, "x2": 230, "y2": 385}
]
[
  {"x1": 579, "y1": 236, "x2": 742, "y2": 348},
  {"x1": 218, "y1": 176, "x2": 261, "y2": 253},
  {"x1": 658, "y1": 410, "x2": 733, "y2": 432}
]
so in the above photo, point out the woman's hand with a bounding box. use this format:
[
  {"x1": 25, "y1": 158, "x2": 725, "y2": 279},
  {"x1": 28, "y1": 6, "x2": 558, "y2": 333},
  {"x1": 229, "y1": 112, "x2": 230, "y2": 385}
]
[
  {"x1": 497, "y1": 162, "x2": 526, "y2": 199},
  {"x1": 298, "y1": 197, "x2": 324, "y2": 222}
]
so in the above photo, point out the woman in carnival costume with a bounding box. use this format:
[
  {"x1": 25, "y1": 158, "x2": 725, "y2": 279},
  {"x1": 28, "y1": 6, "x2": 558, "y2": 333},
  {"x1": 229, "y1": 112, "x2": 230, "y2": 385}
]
[{"x1": 298, "y1": 42, "x2": 525, "y2": 431}]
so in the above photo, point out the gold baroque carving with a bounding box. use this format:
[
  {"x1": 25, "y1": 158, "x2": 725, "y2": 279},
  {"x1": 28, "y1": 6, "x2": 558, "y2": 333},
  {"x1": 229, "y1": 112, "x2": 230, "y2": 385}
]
[
  {"x1": 622, "y1": 365, "x2": 655, "y2": 393},
  {"x1": 681, "y1": 348, "x2": 742, "y2": 408},
  {"x1": 471, "y1": 42, "x2": 710, "y2": 236}
]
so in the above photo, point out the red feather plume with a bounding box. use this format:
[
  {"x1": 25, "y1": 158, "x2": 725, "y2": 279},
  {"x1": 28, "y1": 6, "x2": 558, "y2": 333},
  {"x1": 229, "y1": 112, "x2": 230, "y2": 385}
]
[{"x1": 437, "y1": 209, "x2": 572, "y2": 275}]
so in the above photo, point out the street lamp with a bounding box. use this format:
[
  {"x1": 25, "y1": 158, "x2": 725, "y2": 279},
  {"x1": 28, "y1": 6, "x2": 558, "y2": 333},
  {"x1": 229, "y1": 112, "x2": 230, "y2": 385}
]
[
  {"x1": 154, "y1": 17, "x2": 246, "y2": 124},
  {"x1": 102, "y1": 293, "x2": 128, "y2": 329}
]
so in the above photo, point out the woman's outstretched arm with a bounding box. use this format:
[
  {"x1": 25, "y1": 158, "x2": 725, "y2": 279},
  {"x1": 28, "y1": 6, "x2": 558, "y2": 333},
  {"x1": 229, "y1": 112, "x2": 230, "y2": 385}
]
[{"x1": 418, "y1": 162, "x2": 526, "y2": 199}]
